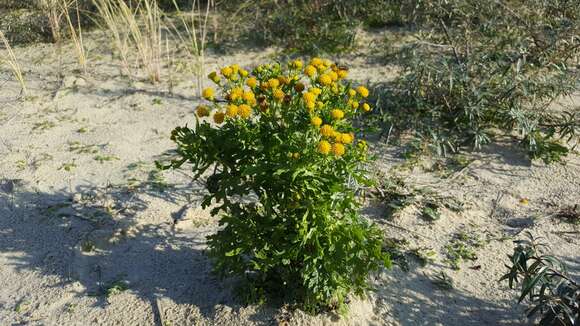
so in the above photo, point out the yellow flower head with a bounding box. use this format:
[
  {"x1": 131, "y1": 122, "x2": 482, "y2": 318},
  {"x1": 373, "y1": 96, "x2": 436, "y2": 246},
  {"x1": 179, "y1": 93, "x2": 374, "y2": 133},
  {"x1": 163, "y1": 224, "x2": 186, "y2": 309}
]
[
  {"x1": 221, "y1": 66, "x2": 233, "y2": 77},
  {"x1": 357, "y1": 85, "x2": 370, "y2": 98},
  {"x1": 331, "y1": 109, "x2": 345, "y2": 120},
  {"x1": 316, "y1": 101, "x2": 324, "y2": 109},
  {"x1": 231, "y1": 64, "x2": 240, "y2": 73},
  {"x1": 230, "y1": 87, "x2": 243, "y2": 101},
  {"x1": 273, "y1": 89, "x2": 285, "y2": 101},
  {"x1": 303, "y1": 92, "x2": 317, "y2": 103},
  {"x1": 333, "y1": 131, "x2": 342, "y2": 142},
  {"x1": 196, "y1": 105, "x2": 209, "y2": 117},
  {"x1": 213, "y1": 111, "x2": 225, "y2": 124},
  {"x1": 348, "y1": 89, "x2": 356, "y2": 97},
  {"x1": 268, "y1": 78, "x2": 280, "y2": 89},
  {"x1": 208, "y1": 71, "x2": 220, "y2": 83},
  {"x1": 242, "y1": 90, "x2": 255, "y2": 102},
  {"x1": 239, "y1": 104, "x2": 252, "y2": 119},
  {"x1": 351, "y1": 101, "x2": 360, "y2": 109},
  {"x1": 226, "y1": 104, "x2": 238, "y2": 117},
  {"x1": 310, "y1": 87, "x2": 322, "y2": 95},
  {"x1": 310, "y1": 57, "x2": 323, "y2": 67},
  {"x1": 340, "y1": 133, "x2": 354, "y2": 144},
  {"x1": 246, "y1": 77, "x2": 258, "y2": 88},
  {"x1": 362, "y1": 103, "x2": 371, "y2": 112},
  {"x1": 304, "y1": 65, "x2": 317, "y2": 77},
  {"x1": 311, "y1": 116, "x2": 322, "y2": 127},
  {"x1": 320, "y1": 124, "x2": 334, "y2": 137},
  {"x1": 239, "y1": 69, "x2": 249, "y2": 77},
  {"x1": 329, "y1": 71, "x2": 338, "y2": 82},
  {"x1": 202, "y1": 87, "x2": 215, "y2": 100},
  {"x1": 292, "y1": 59, "x2": 303, "y2": 69},
  {"x1": 338, "y1": 69, "x2": 348, "y2": 79},
  {"x1": 317, "y1": 140, "x2": 331, "y2": 155},
  {"x1": 306, "y1": 100, "x2": 316, "y2": 111},
  {"x1": 318, "y1": 74, "x2": 332, "y2": 86},
  {"x1": 332, "y1": 143, "x2": 345, "y2": 157}
]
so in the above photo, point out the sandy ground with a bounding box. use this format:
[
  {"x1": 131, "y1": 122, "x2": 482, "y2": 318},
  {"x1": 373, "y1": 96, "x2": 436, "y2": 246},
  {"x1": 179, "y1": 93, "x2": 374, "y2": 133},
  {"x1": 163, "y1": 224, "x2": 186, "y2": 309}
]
[{"x1": 0, "y1": 30, "x2": 579, "y2": 326}]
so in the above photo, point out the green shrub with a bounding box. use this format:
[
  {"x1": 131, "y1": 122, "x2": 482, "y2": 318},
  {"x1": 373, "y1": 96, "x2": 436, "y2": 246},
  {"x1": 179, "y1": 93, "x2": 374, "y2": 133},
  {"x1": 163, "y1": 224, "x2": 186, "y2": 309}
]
[
  {"x1": 377, "y1": 0, "x2": 580, "y2": 162},
  {"x1": 501, "y1": 232, "x2": 579, "y2": 325},
  {"x1": 159, "y1": 58, "x2": 390, "y2": 313}
]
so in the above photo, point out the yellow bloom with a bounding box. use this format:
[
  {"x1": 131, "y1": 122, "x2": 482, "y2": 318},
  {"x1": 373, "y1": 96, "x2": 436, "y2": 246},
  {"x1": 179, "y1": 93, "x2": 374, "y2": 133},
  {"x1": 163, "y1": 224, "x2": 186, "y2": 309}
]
[
  {"x1": 246, "y1": 77, "x2": 258, "y2": 88},
  {"x1": 357, "y1": 85, "x2": 370, "y2": 98},
  {"x1": 351, "y1": 101, "x2": 360, "y2": 109},
  {"x1": 338, "y1": 69, "x2": 348, "y2": 79},
  {"x1": 239, "y1": 104, "x2": 252, "y2": 119},
  {"x1": 304, "y1": 65, "x2": 317, "y2": 77},
  {"x1": 311, "y1": 116, "x2": 322, "y2": 127},
  {"x1": 320, "y1": 124, "x2": 334, "y2": 137},
  {"x1": 332, "y1": 143, "x2": 345, "y2": 157},
  {"x1": 292, "y1": 152, "x2": 300, "y2": 159},
  {"x1": 340, "y1": 133, "x2": 354, "y2": 144},
  {"x1": 268, "y1": 78, "x2": 280, "y2": 89},
  {"x1": 316, "y1": 101, "x2": 324, "y2": 109},
  {"x1": 231, "y1": 64, "x2": 240, "y2": 75},
  {"x1": 306, "y1": 101, "x2": 316, "y2": 110},
  {"x1": 318, "y1": 74, "x2": 332, "y2": 86},
  {"x1": 331, "y1": 109, "x2": 345, "y2": 120},
  {"x1": 278, "y1": 76, "x2": 289, "y2": 85},
  {"x1": 208, "y1": 71, "x2": 220, "y2": 83},
  {"x1": 196, "y1": 105, "x2": 209, "y2": 117},
  {"x1": 362, "y1": 103, "x2": 371, "y2": 112},
  {"x1": 213, "y1": 111, "x2": 225, "y2": 124},
  {"x1": 310, "y1": 57, "x2": 323, "y2": 67},
  {"x1": 242, "y1": 91, "x2": 255, "y2": 102},
  {"x1": 273, "y1": 89, "x2": 285, "y2": 101},
  {"x1": 348, "y1": 89, "x2": 356, "y2": 97},
  {"x1": 329, "y1": 71, "x2": 338, "y2": 81},
  {"x1": 202, "y1": 87, "x2": 215, "y2": 100},
  {"x1": 220, "y1": 66, "x2": 233, "y2": 77},
  {"x1": 332, "y1": 131, "x2": 342, "y2": 142},
  {"x1": 317, "y1": 140, "x2": 331, "y2": 155},
  {"x1": 310, "y1": 87, "x2": 322, "y2": 95},
  {"x1": 239, "y1": 69, "x2": 249, "y2": 77},
  {"x1": 292, "y1": 59, "x2": 303, "y2": 69},
  {"x1": 303, "y1": 92, "x2": 317, "y2": 103},
  {"x1": 230, "y1": 87, "x2": 243, "y2": 101},
  {"x1": 226, "y1": 104, "x2": 238, "y2": 117}
]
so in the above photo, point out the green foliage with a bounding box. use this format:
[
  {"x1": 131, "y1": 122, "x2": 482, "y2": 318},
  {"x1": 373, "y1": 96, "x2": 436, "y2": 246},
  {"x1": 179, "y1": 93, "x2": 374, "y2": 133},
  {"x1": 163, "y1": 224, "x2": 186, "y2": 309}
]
[
  {"x1": 160, "y1": 59, "x2": 390, "y2": 313},
  {"x1": 378, "y1": 0, "x2": 580, "y2": 162},
  {"x1": 501, "y1": 232, "x2": 579, "y2": 325},
  {"x1": 444, "y1": 231, "x2": 482, "y2": 270}
]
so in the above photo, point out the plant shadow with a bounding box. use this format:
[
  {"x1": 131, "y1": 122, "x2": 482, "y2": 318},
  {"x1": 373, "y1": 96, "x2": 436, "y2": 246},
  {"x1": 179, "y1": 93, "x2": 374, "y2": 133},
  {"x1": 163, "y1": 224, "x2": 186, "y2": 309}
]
[{"x1": 0, "y1": 181, "x2": 275, "y2": 325}]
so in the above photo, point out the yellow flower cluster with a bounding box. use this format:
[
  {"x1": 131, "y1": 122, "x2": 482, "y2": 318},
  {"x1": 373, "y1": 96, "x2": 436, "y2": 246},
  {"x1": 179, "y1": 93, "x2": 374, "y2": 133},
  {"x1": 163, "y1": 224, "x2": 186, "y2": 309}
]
[{"x1": 197, "y1": 59, "x2": 371, "y2": 158}]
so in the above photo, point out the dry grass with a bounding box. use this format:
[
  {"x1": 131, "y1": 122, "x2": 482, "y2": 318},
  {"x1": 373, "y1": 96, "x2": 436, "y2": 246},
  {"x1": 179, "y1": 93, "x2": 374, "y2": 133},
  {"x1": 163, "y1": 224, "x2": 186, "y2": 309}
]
[
  {"x1": 0, "y1": 30, "x2": 27, "y2": 96},
  {"x1": 92, "y1": 0, "x2": 162, "y2": 82},
  {"x1": 166, "y1": 0, "x2": 214, "y2": 95}
]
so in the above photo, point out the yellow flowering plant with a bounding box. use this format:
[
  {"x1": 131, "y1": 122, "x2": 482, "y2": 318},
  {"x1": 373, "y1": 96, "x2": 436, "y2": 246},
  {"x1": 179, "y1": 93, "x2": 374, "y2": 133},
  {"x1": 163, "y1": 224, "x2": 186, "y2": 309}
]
[{"x1": 160, "y1": 58, "x2": 390, "y2": 313}]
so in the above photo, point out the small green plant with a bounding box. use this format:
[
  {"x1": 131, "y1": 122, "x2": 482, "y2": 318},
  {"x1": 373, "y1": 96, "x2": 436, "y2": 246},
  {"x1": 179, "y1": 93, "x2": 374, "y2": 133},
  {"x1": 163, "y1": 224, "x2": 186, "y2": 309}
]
[
  {"x1": 81, "y1": 240, "x2": 95, "y2": 252},
  {"x1": 94, "y1": 155, "x2": 119, "y2": 163},
  {"x1": 444, "y1": 231, "x2": 483, "y2": 270},
  {"x1": 59, "y1": 161, "x2": 77, "y2": 171},
  {"x1": 68, "y1": 141, "x2": 99, "y2": 154},
  {"x1": 501, "y1": 232, "x2": 579, "y2": 325},
  {"x1": 160, "y1": 58, "x2": 390, "y2": 313},
  {"x1": 105, "y1": 280, "x2": 129, "y2": 297}
]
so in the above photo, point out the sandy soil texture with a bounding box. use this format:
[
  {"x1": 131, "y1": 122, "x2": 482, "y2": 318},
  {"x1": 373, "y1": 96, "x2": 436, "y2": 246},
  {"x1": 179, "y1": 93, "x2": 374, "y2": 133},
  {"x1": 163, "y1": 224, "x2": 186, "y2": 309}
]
[{"x1": 1, "y1": 30, "x2": 579, "y2": 326}]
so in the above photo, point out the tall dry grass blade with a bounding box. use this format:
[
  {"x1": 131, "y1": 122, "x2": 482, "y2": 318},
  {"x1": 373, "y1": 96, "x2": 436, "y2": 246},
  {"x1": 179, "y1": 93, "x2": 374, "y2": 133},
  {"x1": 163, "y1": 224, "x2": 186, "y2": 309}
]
[
  {"x1": 60, "y1": 0, "x2": 88, "y2": 73},
  {"x1": 0, "y1": 30, "x2": 27, "y2": 96}
]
